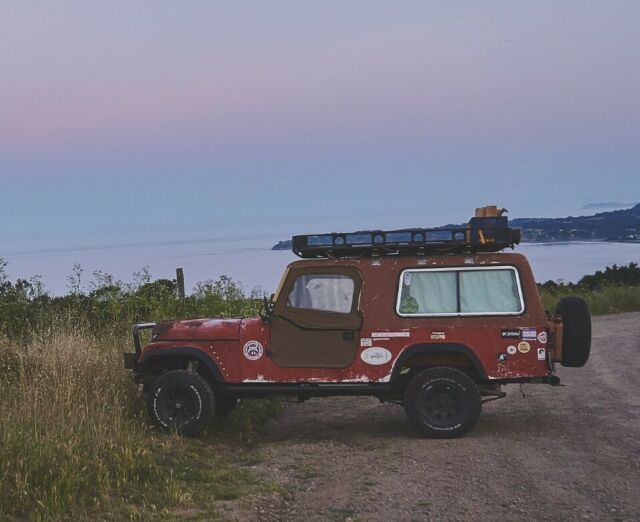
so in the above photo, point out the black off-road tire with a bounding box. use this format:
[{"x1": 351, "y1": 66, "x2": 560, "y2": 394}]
[
  {"x1": 214, "y1": 394, "x2": 238, "y2": 417},
  {"x1": 147, "y1": 370, "x2": 215, "y2": 436},
  {"x1": 404, "y1": 367, "x2": 481, "y2": 439},
  {"x1": 556, "y1": 297, "x2": 591, "y2": 367}
]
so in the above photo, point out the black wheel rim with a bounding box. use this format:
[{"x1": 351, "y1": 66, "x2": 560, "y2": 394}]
[
  {"x1": 416, "y1": 382, "x2": 466, "y2": 429},
  {"x1": 158, "y1": 385, "x2": 200, "y2": 427}
]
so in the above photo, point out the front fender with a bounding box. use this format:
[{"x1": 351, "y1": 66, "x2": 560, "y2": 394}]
[{"x1": 137, "y1": 346, "x2": 224, "y2": 384}]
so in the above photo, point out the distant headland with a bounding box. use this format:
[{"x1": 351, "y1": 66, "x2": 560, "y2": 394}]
[{"x1": 271, "y1": 203, "x2": 640, "y2": 250}]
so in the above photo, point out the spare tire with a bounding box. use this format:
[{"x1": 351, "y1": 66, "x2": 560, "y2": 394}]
[{"x1": 556, "y1": 297, "x2": 591, "y2": 367}]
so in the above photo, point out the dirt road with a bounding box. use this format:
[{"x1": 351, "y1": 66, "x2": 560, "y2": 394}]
[{"x1": 226, "y1": 313, "x2": 640, "y2": 521}]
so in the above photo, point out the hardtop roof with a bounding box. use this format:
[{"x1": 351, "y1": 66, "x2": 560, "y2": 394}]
[{"x1": 287, "y1": 251, "x2": 530, "y2": 271}]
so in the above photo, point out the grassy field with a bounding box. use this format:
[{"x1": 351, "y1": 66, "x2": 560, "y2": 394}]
[
  {"x1": 0, "y1": 330, "x2": 283, "y2": 520},
  {"x1": 0, "y1": 263, "x2": 281, "y2": 519},
  {"x1": 539, "y1": 262, "x2": 640, "y2": 315},
  {"x1": 540, "y1": 284, "x2": 640, "y2": 315},
  {"x1": 1, "y1": 260, "x2": 639, "y2": 519}
]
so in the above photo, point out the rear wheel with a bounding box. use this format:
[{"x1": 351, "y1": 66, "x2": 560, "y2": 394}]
[
  {"x1": 404, "y1": 367, "x2": 481, "y2": 438},
  {"x1": 147, "y1": 370, "x2": 214, "y2": 436}
]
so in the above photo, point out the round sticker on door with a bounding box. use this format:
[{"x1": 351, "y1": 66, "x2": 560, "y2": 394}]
[
  {"x1": 360, "y1": 347, "x2": 392, "y2": 365},
  {"x1": 507, "y1": 345, "x2": 517, "y2": 355},
  {"x1": 243, "y1": 340, "x2": 264, "y2": 361},
  {"x1": 537, "y1": 331, "x2": 548, "y2": 344},
  {"x1": 518, "y1": 341, "x2": 531, "y2": 354}
]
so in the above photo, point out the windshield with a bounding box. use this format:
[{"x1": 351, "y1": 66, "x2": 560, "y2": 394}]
[{"x1": 272, "y1": 267, "x2": 290, "y2": 304}]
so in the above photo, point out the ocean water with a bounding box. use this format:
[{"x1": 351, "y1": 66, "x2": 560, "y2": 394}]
[{"x1": 2, "y1": 238, "x2": 639, "y2": 296}]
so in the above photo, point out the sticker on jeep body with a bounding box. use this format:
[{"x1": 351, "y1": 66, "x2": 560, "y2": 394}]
[
  {"x1": 518, "y1": 341, "x2": 531, "y2": 354},
  {"x1": 243, "y1": 340, "x2": 264, "y2": 361},
  {"x1": 360, "y1": 347, "x2": 393, "y2": 365},
  {"x1": 371, "y1": 332, "x2": 410, "y2": 338},
  {"x1": 501, "y1": 329, "x2": 522, "y2": 339}
]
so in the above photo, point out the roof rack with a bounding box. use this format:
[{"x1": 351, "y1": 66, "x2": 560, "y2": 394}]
[{"x1": 292, "y1": 206, "x2": 521, "y2": 259}]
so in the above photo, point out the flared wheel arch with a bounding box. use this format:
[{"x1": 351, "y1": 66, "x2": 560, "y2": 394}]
[{"x1": 389, "y1": 343, "x2": 488, "y2": 384}]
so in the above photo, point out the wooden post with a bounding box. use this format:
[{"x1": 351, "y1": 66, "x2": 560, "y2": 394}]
[{"x1": 176, "y1": 268, "x2": 185, "y2": 299}]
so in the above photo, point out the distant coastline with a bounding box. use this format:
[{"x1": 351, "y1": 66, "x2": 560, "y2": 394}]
[
  {"x1": 271, "y1": 240, "x2": 293, "y2": 251},
  {"x1": 271, "y1": 203, "x2": 640, "y2": 250}
]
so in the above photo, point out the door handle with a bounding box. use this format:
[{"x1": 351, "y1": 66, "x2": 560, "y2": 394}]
[{"x1": 342, "y1": 331, "x2": 355, "y2": 341}]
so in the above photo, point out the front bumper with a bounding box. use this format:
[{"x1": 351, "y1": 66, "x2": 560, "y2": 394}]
[{"x1": 123, "y1": 322, "x2": 156, "y2": 370}]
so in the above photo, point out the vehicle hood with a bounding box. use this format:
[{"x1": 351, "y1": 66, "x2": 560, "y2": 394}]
[{"x1": 152, "y1": 318, "x2": 242, "y2": 341}]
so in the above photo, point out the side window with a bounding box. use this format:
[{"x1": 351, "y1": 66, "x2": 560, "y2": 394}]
[
  {"x1": 399, "y1": 271, "x2": 457, "y2": 314},
  {"x1": 287, "y1": 274, "x2": 355, "y2": 314},
  {"x1": 398, "y1": 267, "x2": 523, "y2": 316},
  {"x1": 459, "y1": 269, "x2": 521, "y2": 313}
]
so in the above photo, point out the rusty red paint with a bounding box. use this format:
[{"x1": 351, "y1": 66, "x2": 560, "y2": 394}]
[
  {"x1": 141, "y1": 252, "x2": 553, "y2": 383},
  {"x1": 153, "y1": 318, "x2": 241, "y2": 341}
]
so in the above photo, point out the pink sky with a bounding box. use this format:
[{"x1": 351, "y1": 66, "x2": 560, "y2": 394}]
[{"x1": 1, "y1": 1, "x2": 639, "y2": 252}]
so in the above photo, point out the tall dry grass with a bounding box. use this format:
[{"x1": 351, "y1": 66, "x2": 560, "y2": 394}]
[
  {"x1": 539, "y1": 285, "x2": 640, "y2": 315},
  {"x1": 0, "y1": 331, "x2": 161, "y2": 518},
  {"x1": 0, "y1": 330, "x2": 282, "y2": 520}
]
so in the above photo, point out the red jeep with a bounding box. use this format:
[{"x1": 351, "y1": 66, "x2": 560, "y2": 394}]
[{"x1": 124, "y1": 207, "x2": 591, "y2": 438}]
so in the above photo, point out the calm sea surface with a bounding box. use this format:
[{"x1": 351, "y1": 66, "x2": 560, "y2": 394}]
[{"x1": 3, "y1": 239, "x2": 640, "y2": 296}]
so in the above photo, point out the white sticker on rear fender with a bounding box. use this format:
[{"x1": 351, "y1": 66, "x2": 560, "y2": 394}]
[{"x1": 360, "y1": 347, "x2": 392, "y2": 365}]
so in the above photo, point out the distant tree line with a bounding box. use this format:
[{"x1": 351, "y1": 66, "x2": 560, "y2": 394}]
[
  {"x1": 537, "y1": 263, "x2": 640, "y2": 315},
  {"x1": 539, "y1": 262, "x2": 640, "y2": 290}
]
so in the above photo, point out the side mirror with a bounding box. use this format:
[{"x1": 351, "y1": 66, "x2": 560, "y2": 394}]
[{"x1": 260, "y1": 295, "x2": 275, "y2": 324}]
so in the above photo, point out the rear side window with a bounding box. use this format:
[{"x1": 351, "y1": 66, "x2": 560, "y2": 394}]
[
  {"x1": 287, "y1": 274, "x2": 355, "y2": 314},
  {"x1": 397, "y1": 267, "x2": 523, "y2": 316},
  {"x1": 459, "y1": 269, "x2": 521, "y2": 313}
]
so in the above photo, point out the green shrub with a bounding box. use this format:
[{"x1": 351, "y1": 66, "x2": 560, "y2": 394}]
[{"x1": 540, "y1": 284, "x2": 640, "y2": 315}]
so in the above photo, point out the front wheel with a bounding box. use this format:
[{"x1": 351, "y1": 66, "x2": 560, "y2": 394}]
[
  {"x1": 147, "y1": 370, "x2": 215, "y2": 436},
  {"x1": 404, "y1": 367, "x2": 481, "y2": 438}
]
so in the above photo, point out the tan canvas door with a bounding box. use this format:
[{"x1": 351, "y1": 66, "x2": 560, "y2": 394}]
[{"x1": 270, "y1": 267, "x2": 362, "y2": 368}]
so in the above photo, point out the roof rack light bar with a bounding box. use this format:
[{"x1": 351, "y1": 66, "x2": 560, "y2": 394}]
[{"x1": 292, "y1": 215, "x2": 521, "y2": 259}]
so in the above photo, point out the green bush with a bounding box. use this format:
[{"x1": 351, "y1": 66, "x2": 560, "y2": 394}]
[
  {"x1": 0, "y1": 262, "x2": 263, "y2": 342},
  {"x1": 537, "y1": 262, "x2": 640, "y2": 314}
]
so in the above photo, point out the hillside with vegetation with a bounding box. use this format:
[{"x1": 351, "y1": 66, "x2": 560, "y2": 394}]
[
  {"x1": 511, "y1": 203, "x2": 640, "y2": 242},
  {"x1": 272, "y1": 204, "x2": 640, "y2": 249}
]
